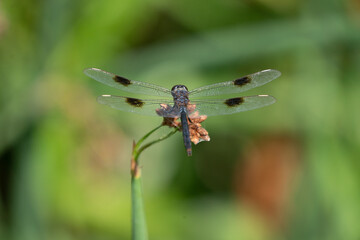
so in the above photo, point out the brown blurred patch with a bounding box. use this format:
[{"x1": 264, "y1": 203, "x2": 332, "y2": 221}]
[
  {"x1": 347, "y1": 0, "x2": 360, "y2": 25},
  {"x1": 235, "y1": 134, "x2": 301, "y2": 231},
  {"x1": 0, "y1": 4, "x2": 9, "y2": 37}
]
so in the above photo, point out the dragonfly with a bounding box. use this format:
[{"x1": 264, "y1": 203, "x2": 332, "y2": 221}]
[{"x1": 84, "y1": 68, "x2": 281, "y2": 156}]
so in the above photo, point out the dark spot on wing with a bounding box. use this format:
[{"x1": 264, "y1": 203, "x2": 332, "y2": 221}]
[
  {"x1": 225, "y1": 97, "x2": 244, "y2": 107},
  {"x1": 234, "y1": 76, "x2": 251, "y2": 86},
  {"x1": 113, "y1": 75, "x2": 131, "y2": 86},
  {"x1": 126, "y1": 98, "x2": 144, "y2": 107}
]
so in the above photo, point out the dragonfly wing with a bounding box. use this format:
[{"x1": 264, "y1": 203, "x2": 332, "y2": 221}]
[
  {"x1": 97, "y1": 95, "x2": 177, "y2": 117},
  {"x1": 188, "y1": 95, "x2": 276, "y2": 117},
  {"x1": 85, "y1": 68, "x2": 171, "y2": 97},
  {"x1": 189, "y1": 69, "x2": 280, "y2": 97}
]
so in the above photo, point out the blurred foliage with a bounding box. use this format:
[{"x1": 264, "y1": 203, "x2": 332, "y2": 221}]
[{"x1": 0, "y1": 0, "x2": 360, "y2": 239}]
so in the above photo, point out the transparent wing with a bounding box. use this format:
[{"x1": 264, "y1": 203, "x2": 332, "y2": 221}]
[
  {"x1": 97, "y1": 95, "x2": 176, "y2": 117},
  {"x1": 188, "y1": 95, "x2": 276, "y2": 117},
  {"x1": 189, "y1": 69, "x2": 280, "y2": 97},
  {"x1": 84, "y1": 68, "x2": 171, "y2": 97}
]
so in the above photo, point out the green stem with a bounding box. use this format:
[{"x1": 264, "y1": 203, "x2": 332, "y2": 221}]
[
  {"x1": 135, "y1": 128, "x2": 178, "y2": 162},
  {"x1": 131, "y1": 176, "x2": 148, "y2": 240},
  {"x1": 131, "y1": 125, "x2": 179, "y2": 240},
  {"x1": 135, "y1": 125, "x2": 163, "y2": 150}
]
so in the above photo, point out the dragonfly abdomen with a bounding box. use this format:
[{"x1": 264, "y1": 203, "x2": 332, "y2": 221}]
[{"x1": 180, "y1": 111, "x2": 192, "y2": 156}]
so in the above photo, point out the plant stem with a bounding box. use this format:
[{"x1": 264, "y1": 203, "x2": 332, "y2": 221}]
[
  {"x1": 131, "y1": 125, "x2": 179, "y2": 240},
  {"x1": 131, "y1": 173, "x2": 148, "y2": 240},
  {"x1": 135, "y1": 128, "x2": 178, "y2": 162}
]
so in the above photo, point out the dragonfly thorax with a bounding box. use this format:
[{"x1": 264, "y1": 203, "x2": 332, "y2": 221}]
[{"x1": 171, "y1": 85, "x2": 189, "y2": 107}]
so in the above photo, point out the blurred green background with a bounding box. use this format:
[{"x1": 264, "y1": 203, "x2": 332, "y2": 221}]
[{"x1": 1, "y1": 0, "x2": 360, "y2": 239}]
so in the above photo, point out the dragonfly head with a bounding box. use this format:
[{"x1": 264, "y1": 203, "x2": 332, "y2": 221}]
[{"x1": 171, "y1": 85, "x2": 189, "y2": 97}]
